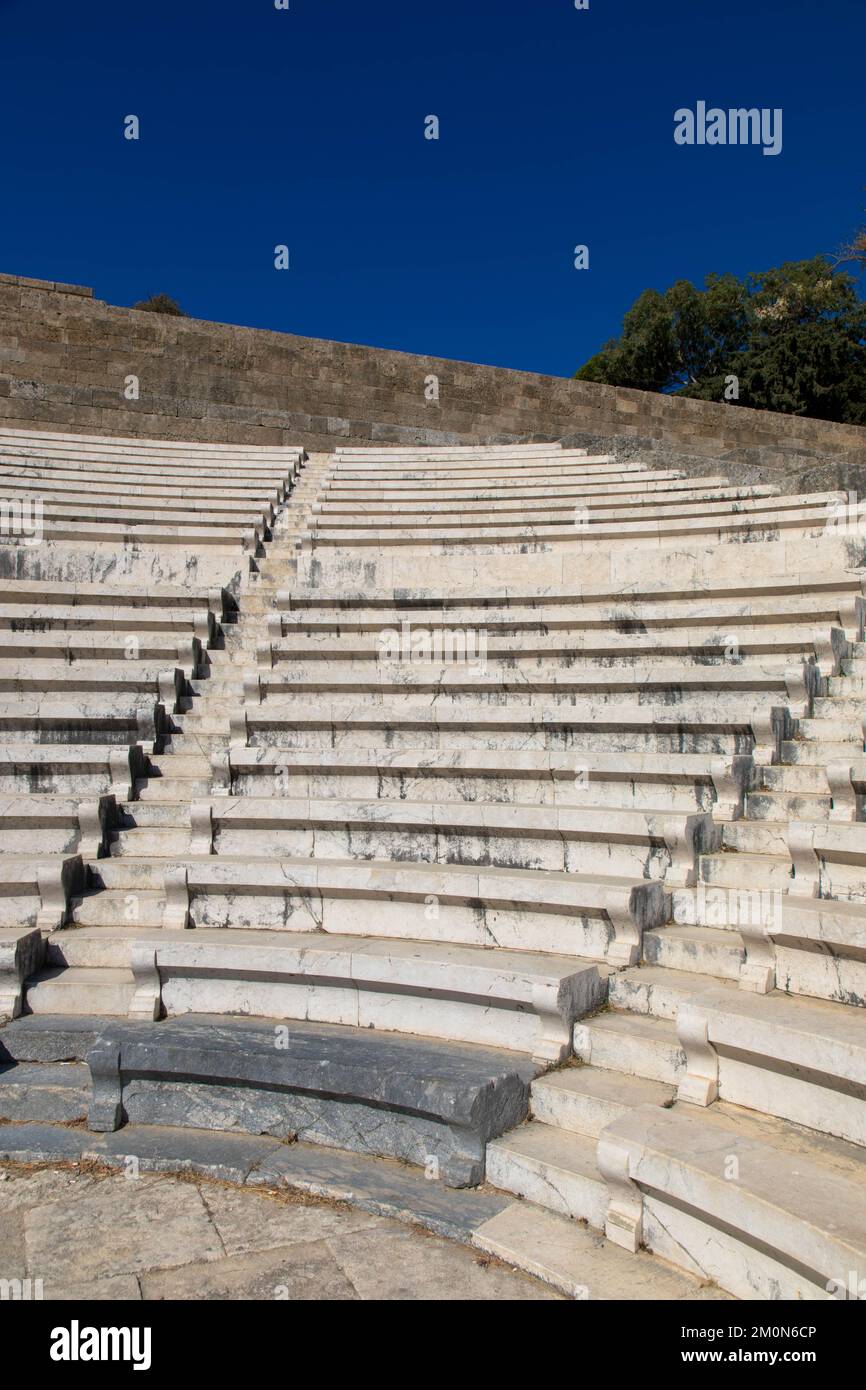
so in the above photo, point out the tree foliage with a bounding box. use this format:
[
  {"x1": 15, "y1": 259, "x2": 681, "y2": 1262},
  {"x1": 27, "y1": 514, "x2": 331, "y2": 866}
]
[
  {"x1": 132, "y1": 293, "x2": 186, "y2": 316},
  {"x1": 576, "y1": 257, "x2": 866, "y2": 424}
]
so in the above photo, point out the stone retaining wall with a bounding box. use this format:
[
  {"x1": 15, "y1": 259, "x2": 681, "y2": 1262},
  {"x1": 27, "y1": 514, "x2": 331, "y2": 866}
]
[{"x1": 1, "y1": 272, "x2": 864, "y2": 491}]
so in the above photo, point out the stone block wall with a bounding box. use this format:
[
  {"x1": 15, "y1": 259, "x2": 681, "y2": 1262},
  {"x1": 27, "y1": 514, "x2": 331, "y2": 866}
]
[{"x1": 1, "y1": 272, "x2": 864, "y2": 492}]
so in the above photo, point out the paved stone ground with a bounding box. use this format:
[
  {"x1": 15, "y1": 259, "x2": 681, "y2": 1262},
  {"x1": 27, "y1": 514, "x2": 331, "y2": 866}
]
[{"x1": 0, "y1": 1162, "x2": 560, "y2": 1301}]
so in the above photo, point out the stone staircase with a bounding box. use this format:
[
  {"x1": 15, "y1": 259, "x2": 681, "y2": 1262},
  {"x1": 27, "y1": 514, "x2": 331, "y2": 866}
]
[{"x1": 1, "y1": 432, "x2": 865, "y2": 1300}]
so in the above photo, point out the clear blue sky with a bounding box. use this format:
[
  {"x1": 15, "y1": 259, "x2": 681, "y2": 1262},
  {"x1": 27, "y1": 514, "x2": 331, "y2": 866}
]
[{"x1": 1, "y1": 0, "x2": 863, "y2": 377}]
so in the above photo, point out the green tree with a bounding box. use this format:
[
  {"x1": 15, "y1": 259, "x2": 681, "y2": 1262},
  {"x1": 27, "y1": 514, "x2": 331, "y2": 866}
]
[{"x1": 576, "y1": 256, "x2": 866, "y2": 424}]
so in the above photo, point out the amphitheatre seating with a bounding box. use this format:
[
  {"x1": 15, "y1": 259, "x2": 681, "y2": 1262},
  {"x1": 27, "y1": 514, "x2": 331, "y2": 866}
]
[
  {"x1": 212, "y1": 747, "x2": 754, "y2": 818},
  {"x1": 0, "y1": 426, "x2": 302, "y2": 585},
  {"x1": 0, "y1": 431, "x2": 303, "y2": 1037},
  {"x1": 183, "y1": 794, "x2": 717, "y2": 886},
  {"x1": 761, "y1": 897, "x2": 866, "y2": 1004},
  {"x1": 41, "y1": 925, "x2": 606, "y2": 1061},
  {"x1": 675, "y1": 983, "x2": 866, "y2": 1144},
  {"x1": 0, "y1": 855, "x2": 85, "y2": 948},
  {"x1": 70, "y1": 1012, "x2": 534, "y2": 1187},
  {"x1": 0, "y1": 744, "x2": 148, "y2": 799},
  {"x1": 2, "y1": 434, "x2": 865, "y2": 1301},
  {"x1": 788, "y1": 819, "x2": 866, "y2": 899},
  {"x1": 153, "y1": 856, "x2": 665, "y2": 961},
  {"x1": 599, "y1": 1103, "x2": 866, "y2": 1298},
  {"x1": 298, "y1": 447, "x2": 842, "y2": 553}
]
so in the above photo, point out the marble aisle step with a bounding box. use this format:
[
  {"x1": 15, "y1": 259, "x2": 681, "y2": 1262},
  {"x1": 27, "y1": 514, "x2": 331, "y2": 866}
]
[
  {"x1": 573, "y1": 1010, "x2": 686, "y2": 1085},
  {"x1": 24, "y1": 966, "x2": 139, "y2": 1017},
  {"x1": 485, "y1": 1121, "x2": 609, "y2": 1228},
  {"x1": 471, "y1": 1200, "x2": 727, "y2": 1300},
  {"x1": 642, "y1": 923, "x2": 744, "y2": 981},
  {"x1": 529, "y1": 1065, "x2": 676, "y2": 1138}
]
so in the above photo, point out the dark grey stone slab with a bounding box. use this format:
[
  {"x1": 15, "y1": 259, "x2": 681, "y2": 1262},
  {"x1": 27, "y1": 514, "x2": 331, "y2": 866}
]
[
  {"x1": 0, "y1": 1061, "x2": 89, "y2": 1122},
  {"x1": 85, "y1": 1014, "x2": 536, "y2": 1187},
  {"x1": 0, "y1": 1123, "x2": 93, "y2": 1162},
  {"x1": 95, "y1": 1126, "x2": 281, "y2": 1184},
  {"x1": 249, "y1": 1141, "x2": 511, "y2": 1240},
  {"x1": 0, "y1": 1015, "x2": 109, "y2": 1062}
]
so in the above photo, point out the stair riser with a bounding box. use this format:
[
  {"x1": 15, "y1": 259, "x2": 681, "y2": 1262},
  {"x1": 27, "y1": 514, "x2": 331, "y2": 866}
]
[
  {"x1": 25, "y1": 979, "x2": 136, "y2": 1016},
  {"x1": 485, "y1": 1147, "x2": 608, "y2": 1229},
  {"x1": 70, "y1": 895, "x2": 166, "y2": 928},
  {"x1": 0, "y1": 1074, "x2": 89, "y2": 1124},
  {"x1": 135, "y1": 780, "x2": 211, "y2": 800},
  {"x1": 760, "y1": 766, "x2": 830, "y2": 793},
  {"x1": 717, "y1": 1057, "x2": 866, "y2": 1149},
  {"x1": 529, "y1": 1085, "x2": 629, "y2": 1139},
  {"x1": 781, "y1": 742, "x2": 861, "y2": 765},
  {"x1": 228, "y1": 771, "x2": 713, "y2": 814},
  {"x1": 745, "y1": 792, "x2": 832, "y2": 821},
  {"x1": 111, "y1": 831, "x2": 194, "y2": 856},
  {"x1": 722, "y1": 823, "x2": 788, "y2": 854},
  {"x1": 700, "y1": 856, "x2": 791, "y2": 891},
  {"x1": 200, "y1": 827, "x2": 673, "y2": 882},
  {"x1": 572, "y1": 1023, "x2": 685, "y2": 1085},
  {"x1": 641, "y1": 1198, "x2": 838, "y2": 1301},
  {"x1": 643, "y1": 930, "x2": 742, "y2": 981}
]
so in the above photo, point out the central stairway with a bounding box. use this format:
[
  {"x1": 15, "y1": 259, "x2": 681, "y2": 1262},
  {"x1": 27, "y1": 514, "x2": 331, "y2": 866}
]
[{"x1": 2, "y1": 432, "x2": 865, "y2": 1300}]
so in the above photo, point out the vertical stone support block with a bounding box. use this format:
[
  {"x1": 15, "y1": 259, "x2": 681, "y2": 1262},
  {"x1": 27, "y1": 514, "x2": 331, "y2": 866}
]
[
  {"x1": 787, "y1": 821, "x2": 821, "y2": 897},
  {"x1": 129, "y1": 943, "x2": 161, "y2": 1021},
  {"x1": 210, "y1": 750, "x2": 232, "y2": 795},
  {"x1": 598, "y1": 1133, "x2": 643, "y2": 1254},
  {"x1": 827, "y1": 764, "x2": 857, "y2": 823},
  {"x1": 190, "y1": 803, "x2": 214, "y2": 856},
  {"x1": 86, "y1": 1035, "x2": 124, "y2": 1132},
  {"x1": 676, "y1": 1000, "x2": 719, "y2": 1107},
  {"x1": 163, "y1": 867, "x2": 191, "y2": 930},
  {"x1": 0, "y1": 928, "x2": 45, "y2": 1019}
]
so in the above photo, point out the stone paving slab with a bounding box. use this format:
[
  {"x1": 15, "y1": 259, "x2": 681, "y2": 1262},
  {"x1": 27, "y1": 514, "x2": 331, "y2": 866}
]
[{"x1": 0, "y1": 1163, "x2": 557, "y2": 1301}]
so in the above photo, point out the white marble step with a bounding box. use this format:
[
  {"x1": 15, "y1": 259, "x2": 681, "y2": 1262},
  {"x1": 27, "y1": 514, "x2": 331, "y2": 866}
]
[
  {"x1": 530, "y1": 1066, "x2": 675, "y2": 1138},
  {"x1": 603, "y1": 1100, "x2": 866, "y2": 1299},
  {"x1": 486, "y1": 1122, "x2": 609, "y2": 1228},
  {"x1": 573, "y1": 1011, "x2": 686, "y2": 1085},
  {"x1": 699, "y1": 850, "x2": 792, "y2": 891},
  {"x1": 643, "y1": 923, "x2": 743, "y2": 980},
  {"x1": 471, "y1": 1200, "x2": 727, "y2": 1301},
  {"x1": 70, "y1": 889, "x2": 165, "y2": 929},
  {"x1": 41, "y1": 926, "x2": 607, "y2": 1060},
  {"x1": 782, "y1": 739, "x2": 863, "y2": 764},
  {"x1": 134, "y1": 778, "x2": 211, "y2": 801},
  {"x1": 721, "y1": 819, "x2": 789, "y2": 854},
  {"x1": 25, "y1": 966, "x2": 136, "y2": 1016},
  {"x1": 744, "y1": 789, "x2": 832, "y2": 820}
]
